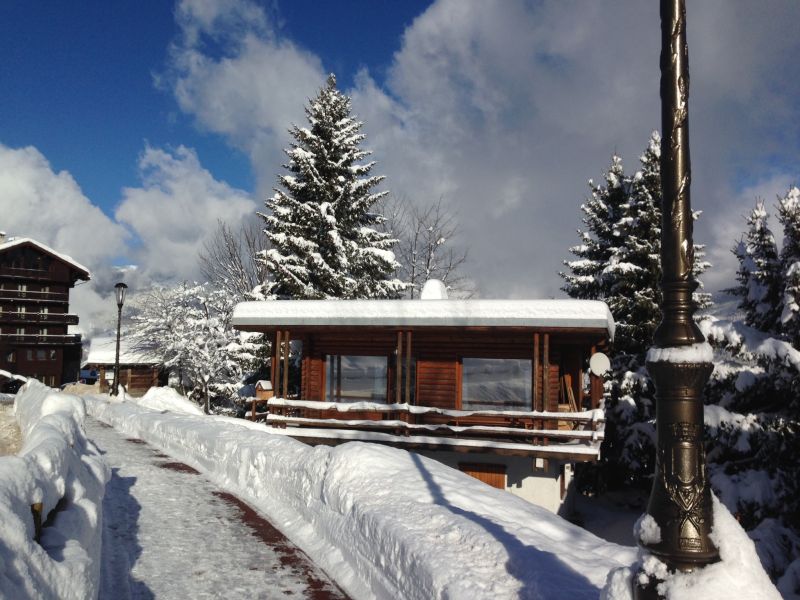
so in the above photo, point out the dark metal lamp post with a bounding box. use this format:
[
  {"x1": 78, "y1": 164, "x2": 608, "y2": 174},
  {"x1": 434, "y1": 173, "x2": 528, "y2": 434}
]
[
  {"x1": 635, "y1": 1, "x2": 719, "y2": 596},
  {"x1": 111, "y1": 282, "x2": 128, "y2": 396}
]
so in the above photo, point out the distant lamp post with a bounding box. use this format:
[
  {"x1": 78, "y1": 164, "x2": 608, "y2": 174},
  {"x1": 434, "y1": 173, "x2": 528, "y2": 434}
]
[
  {"x1": 111, "y1": 282, "x2": 128, "y2": 396},
  {"x1": 635, "y1": 1, "x2": 719, "y2": 596}
]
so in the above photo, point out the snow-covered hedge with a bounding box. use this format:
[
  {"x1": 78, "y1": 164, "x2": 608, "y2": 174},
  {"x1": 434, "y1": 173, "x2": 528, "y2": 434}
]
[
  {"x1": 85, "y1": 395, "x2": 634, "y2": 600},
  {"x1": 0, "y1": 381, "x2": 109, "y2": 600}
]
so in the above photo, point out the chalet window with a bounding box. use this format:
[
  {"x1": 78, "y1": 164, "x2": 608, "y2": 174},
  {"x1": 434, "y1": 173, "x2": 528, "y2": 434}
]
[
  {"x1": 39, "y1": 328, "x2": 47, "y2": 336},
  {"x1": 326, "y1": 355, "x2": 388, "y2": 403},
  {"x1": 36, "y1": 350, "x2": 46, "y2": 361},
  {"x1": 6, "y1": 351, "x2": 15, "y2": 363},
  {"x1": 16, "y1": 327, "x2": 25, "y2": 335},
  {"x1": 16, "y1": 305, "x2": 25, "y2": 313},
  {"x1": 49, "y1": 349, "x2": 57, "y2": 360},
  {"x1": 461, "y1": 358, "x2": 532, "y2": 411},
  {"x1": 27, "y1": 350, "x2": 34, "y2": 361},
  {"x1": 18, "y1": 284, "x2": 26, "y2": 292}
]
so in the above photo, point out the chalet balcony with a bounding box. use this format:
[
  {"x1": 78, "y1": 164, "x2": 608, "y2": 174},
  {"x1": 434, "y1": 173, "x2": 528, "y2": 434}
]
[
  {"x1": 254, "y1": 398, "x2": 605, "y2": 461},
  {"x1": 0, "y1": 289, "x2": 69, "y2": 303},
  {"x1": 0, "y1": 266, "x2": 53, "y2": 281},
  {"x1": 0, "y1": 333, "x2": 82, "y2": 346},
  {"x1": 0, "y1": 311, "x2": 79, "y2": 325}
]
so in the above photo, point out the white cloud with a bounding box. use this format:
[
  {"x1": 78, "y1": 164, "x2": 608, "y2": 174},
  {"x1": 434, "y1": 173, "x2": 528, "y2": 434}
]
[
  {"x1": 115, "y1": 145, "x2": 257, "y2": 283},
  {"x1": 0, "y1": 144, "x2": 134, "y2": 339},
  {"x1": 164, "y1": 0, "x2": 800, "y2": 298},
  {"x1": 0, "y1": 144, "x2": 128, "y2": 268}
]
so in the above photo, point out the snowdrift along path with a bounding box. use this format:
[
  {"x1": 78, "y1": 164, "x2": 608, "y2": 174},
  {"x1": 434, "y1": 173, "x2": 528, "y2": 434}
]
[{"x1": 86, "y1": 418, "x2": 347, "y2": 600}]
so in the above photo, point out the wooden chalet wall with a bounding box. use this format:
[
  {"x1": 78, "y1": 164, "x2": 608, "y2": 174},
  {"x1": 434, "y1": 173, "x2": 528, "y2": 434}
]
[{"x1": 287, "y1": 327, "x2": 605, "y2": 412}]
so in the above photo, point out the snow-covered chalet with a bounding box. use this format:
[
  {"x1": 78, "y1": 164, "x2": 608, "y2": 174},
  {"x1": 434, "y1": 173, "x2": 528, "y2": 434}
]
[
  {"x1": 0, "y1": 235, "x2": 89, "y2": 389},
  {"x1": 232, "y1": 280, "x2": 614, "y2": 513}
]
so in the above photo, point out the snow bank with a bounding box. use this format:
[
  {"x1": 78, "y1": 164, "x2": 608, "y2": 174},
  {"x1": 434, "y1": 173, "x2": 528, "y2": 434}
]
[
  {"x1": 85, "y1": 396, "x2": 634, "y2": 600},
  {"x1": 0, "y1": 381, "x2": 109, "y2": 600},
  {"x1": 602, "y1": 497, "x2": 780, "y2": 599},
  {"x1": 134, "y1": 386, "x2": 205, "y2": 415}
]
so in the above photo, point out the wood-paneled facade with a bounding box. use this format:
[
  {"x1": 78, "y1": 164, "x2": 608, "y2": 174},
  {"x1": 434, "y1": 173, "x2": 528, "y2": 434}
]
[
  {"x1": 269, "y1": 326, "x2": 607, "y2": 414},
  {"x1": 0, "y1": 238, "x2": 89, "y2": 388}
]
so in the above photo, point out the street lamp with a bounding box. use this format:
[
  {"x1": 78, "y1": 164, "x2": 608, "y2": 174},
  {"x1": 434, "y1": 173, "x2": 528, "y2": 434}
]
[
  {"x1": 111, "y1": 282, "x2": 128, "y2": 396},
  {"x1": 635, "y1": 1, "x2": 719, "y2": 596}
]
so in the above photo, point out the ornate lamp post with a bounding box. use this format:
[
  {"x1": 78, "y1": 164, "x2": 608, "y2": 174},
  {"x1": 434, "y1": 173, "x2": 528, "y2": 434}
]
[
  {"x1": 635, "y1": 1, "x2": 719, "y2": 595},
  {"x1": 111, "y1": 282, "x2": 128, "y2": 396}
]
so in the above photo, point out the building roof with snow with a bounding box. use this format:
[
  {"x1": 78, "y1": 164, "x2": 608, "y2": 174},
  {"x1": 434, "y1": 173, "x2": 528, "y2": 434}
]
[
  {"x1": 83, "y1": 337, "x2": 159, "y2": 366},
  {"x1": 0, "y1": 236, "x2": 90, "y2": 279},
  {"x1": 232, "y1": 297, "x2": 615, "y2": 339}
]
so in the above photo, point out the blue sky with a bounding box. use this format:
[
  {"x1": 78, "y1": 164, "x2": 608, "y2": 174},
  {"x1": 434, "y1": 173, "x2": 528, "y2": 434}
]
[
  {"x1": 0, "y1": 1, "x2": 431, "y2": 209},
  {"x1": 1, "y1": 0, "x2": 799, "y2": 334}
]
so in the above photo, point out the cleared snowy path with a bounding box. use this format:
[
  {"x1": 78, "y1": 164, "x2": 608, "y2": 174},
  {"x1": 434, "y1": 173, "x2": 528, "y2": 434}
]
[
  {"x1": 0, "y1": 401, "x2": 22, "y2": 456},
  {"x1": 86, "y1": 418, "x2": 348, "y2": 600}
]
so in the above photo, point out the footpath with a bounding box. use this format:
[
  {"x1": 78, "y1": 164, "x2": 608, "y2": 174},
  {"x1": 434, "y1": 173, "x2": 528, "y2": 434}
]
[{"x1": 86, "y1": 418, "x2": 349, "y2": 600}]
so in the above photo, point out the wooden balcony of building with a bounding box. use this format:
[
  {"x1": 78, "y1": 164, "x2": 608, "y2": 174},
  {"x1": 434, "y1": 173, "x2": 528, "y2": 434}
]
[
  {"x1": 0, "y1": 289, "x2": 69, "y2": 303},
  {"x1": 0, "y1": 266, "x2": 54, "y2": 281},
  {"x1": 0, "y1": 310, "x2": 79, "y2": 325},
  {"x1": 0, "y1": 333, "x2": 82, "y2": 346},
  {"x1": 254, "y1": 397, "x2": 604, "y2": 461}
]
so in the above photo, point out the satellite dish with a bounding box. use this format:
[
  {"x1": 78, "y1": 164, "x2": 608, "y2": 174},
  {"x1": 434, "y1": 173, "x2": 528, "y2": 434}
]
[{"x1": 589, "y1": 352, "x2": 611, "y2": 376}]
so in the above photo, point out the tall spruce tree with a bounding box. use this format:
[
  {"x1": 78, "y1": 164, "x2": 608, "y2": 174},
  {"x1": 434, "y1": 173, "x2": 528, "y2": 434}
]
[
  {"x1": 728, "y1": 199, "x2": 782, "y2": 333},
  {"x1": 777, "y1": 186, "x2": 800, "y2": 348},
  {"x1": 261, "y1": 74, "x2": 402, "y2": 299},
  {"x1": 561, "y1": 131, "x2": 711, "y2": 488}
]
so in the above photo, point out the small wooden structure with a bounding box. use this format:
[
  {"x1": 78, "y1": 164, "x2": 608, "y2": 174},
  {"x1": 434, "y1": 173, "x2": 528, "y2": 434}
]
[
  {"x1": 249, "y1": 380, "x2": 274, "y2": 421},
  {"x1": 83, "y1": 337, "x2": 162, "y2": 396},
  {"x1": 232, "y1": 283, "x2": 613, "y2": 512}
]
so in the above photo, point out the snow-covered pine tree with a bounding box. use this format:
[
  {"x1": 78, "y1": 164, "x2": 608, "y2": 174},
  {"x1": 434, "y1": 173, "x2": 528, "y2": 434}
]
[
  {"x1": 261, "y1": 74, "x2": 403, "y2": 300},
  {"x1": 727, "y1": 199, "x2": 782, "y2": 333},
  {"x1": 562, "y1": 131, "x2": 711, "y2": 488},
  {"x1": 778, "y1": 186, "x2": 800, "y2": 348}
]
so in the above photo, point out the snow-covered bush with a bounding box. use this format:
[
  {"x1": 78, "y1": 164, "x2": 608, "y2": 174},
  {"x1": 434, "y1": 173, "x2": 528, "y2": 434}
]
[{"x1": 127, "y1": 282, "x2": 264, "y2": 413}]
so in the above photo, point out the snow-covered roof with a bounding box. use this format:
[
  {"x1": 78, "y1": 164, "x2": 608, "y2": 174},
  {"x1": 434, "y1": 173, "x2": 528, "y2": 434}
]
[
  {"x1": 84, "y1": 337, "x2": 160, "y2": 366},
  {"x1": 0, "y1": 237, "x2": 90, "y2": 278},
  {"x1": 233, "y1": 298, "x2": 615, "y2": 339}
]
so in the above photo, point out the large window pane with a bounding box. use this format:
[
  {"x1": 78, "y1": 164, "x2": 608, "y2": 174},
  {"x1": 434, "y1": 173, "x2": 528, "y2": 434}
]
[
  {"x1": 461, "y1": 358, "x2": 531, "y2": 411},
  {"x1": 326, "y1": 355, "x2": 388, "y2": 403}
]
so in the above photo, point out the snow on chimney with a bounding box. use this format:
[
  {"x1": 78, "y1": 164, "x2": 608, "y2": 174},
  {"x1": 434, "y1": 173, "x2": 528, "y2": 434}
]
[{"x1": 420, "y1": 279, "x2": 448, "y2": 300}]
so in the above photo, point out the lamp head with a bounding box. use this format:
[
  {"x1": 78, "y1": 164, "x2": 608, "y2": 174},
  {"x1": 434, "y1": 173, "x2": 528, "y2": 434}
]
[{"x1": 114, "y1": 282, "x2": 128, "y2": 308}]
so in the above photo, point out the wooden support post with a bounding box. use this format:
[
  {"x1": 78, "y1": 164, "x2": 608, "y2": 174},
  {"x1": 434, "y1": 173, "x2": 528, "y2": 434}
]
[
  {"x1": 404, "y1": 331, "x2": 412, "y2": 406},
  {"x1": 395, "y1": 331, "x2": 403, "y2": 404},
  {"x1": 282, "y1": 330, "x2": 289, "y2": 399},
  {"x1": 272, "y1": 330, "x2": 281, "y2": 397},
  {"x1": 543, "y1": 333, "x2": 550, "y2": 413},
  {"x1": 533, "y1": 333, "x2": 540, "y2": 412},
  {"x1": 31, "y1": 502, "x2": 43, "y2": 542},
  {"x1": 336, "y1": 355, "x2": 342, "y2": 401}
]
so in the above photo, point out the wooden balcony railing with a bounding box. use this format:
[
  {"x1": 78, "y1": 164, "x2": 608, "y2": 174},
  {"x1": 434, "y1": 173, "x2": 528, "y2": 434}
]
[
  {"x1": 0, "y1": 311, "x2": 78, "y2": 325},
  {"x1": 0, "y1": 266, "x2": 53, "y2": 281},
  {"x1": 0, "y1": 289, "x2": 68, "y2": 302},
  {"x1": 262, "y1": 398, "x2": 604, "y2": 457},
  {"x1": 0, "y1": 333, "x2": 81, "y2": 345}
]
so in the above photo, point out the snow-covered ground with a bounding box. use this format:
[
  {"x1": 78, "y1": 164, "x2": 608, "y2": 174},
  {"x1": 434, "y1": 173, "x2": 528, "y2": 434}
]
[
  {"x1": 0, "y1": 382, "x2": 108, "y2": 600},
  {"x1": 88, "y1": 418, "x2": 345, "y2": 599},
  {"x1": 1, "y1": 383, "x2": 783, "y2": 599},
  {"x1": 85, "y1": 392, "x2": 636, "y2": 599}
]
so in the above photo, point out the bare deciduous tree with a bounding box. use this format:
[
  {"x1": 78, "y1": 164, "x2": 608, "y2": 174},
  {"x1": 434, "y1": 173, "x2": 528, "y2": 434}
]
[
  {"x1": 379, "y1": 195, "x2": 473, "y2": 298},
  {"x1": 199, "y1": 219, "x2": 270, "y2": 300}
]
